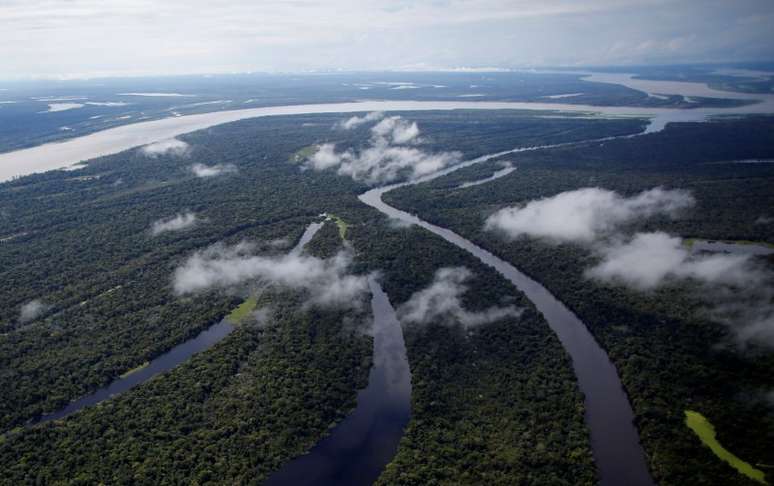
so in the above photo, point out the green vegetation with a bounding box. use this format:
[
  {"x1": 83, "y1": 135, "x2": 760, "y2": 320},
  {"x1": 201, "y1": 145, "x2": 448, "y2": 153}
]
[
  {"x1": 386, "y1": 116, "x2": 774, "y2": 485},
  {"x1": 119, "y1": 361, "x2": 149, "y2": 379},
  {"x1": 227, "y1": 296, "x2": 258, "y2": 323},
  {"x1": 328, "y1": 213, "x2": 349, "y2": 240},
  {"x1": 8, "y1": 110, "x2": 771, "y2": 484},
  {"x1": 289, "y1": 144, "x2": 318, "y2": 163},
  {"x1": 685, "y1": 410, "x2": 767, "y2": 484},
  {"x1": 349, "y1": 215, "x2": 595, "y2": 485},
  {"x1": 0, "y1": 112, "x2": 647, "y2": 483}
]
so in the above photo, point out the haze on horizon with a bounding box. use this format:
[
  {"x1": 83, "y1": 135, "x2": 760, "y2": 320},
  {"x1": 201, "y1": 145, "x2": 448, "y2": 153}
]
[{"x1": 2, "y1": 0, "x2": 774, "y2": 80}]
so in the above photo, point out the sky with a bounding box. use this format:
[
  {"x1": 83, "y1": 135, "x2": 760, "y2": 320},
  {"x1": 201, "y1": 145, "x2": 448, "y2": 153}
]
[{"x1": 2, "y1": 0, "x2": 774, "y2": 79}]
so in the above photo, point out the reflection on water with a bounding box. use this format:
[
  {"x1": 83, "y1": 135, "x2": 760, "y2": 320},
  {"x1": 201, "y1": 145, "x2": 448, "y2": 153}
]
[
  {"x1": 358, "y1": 141, "x2": 655, "y2": 485},
  {"x1": 264, "y1": 276, "x2": 411, "y2": 486},
  {"x1": 28, "y1": 221, "x2": 325, "y2": 427},
  {"x1": 33, "y1": 320, "x2": 235, "y2": 426},
  {"x1": 691, "y1": 239, "x2": 774, "y2": 256},
  {"x1": 4, "y1": 71, "x2": 774, "y2": 182}
]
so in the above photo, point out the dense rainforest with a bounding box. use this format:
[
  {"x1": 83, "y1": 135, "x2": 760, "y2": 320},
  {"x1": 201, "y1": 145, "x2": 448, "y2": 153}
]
[
  {"x1": 0, "y1": 112, "x2": 647, "y2": 483},
  {"x1": 385, "y1": 116, "x2": 774, "y2": 485}
]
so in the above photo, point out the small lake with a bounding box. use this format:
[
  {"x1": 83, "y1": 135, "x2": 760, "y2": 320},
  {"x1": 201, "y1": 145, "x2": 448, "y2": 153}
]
[{"x1": 264, "y1": 276, "x2": 411, "y2": 486}]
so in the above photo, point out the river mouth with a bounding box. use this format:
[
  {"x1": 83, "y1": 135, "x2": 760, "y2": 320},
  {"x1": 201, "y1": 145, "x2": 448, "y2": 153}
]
[{"x1": 264, "y1": 276, "x2": 411, "y2": 486}]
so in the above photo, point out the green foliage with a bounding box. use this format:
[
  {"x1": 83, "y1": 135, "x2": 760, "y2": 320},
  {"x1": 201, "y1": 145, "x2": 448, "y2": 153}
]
[
  {"x1": 348, "y1": 217, "x2": 595, "y2": 485},
  {"x1": 386, "y1": 116, "x2": 774, "y2": 485},
  {"x1": 685, "y1": 410, "x2": 767, "y2": 484},
  {"x1": 0, "y1": 111, "x2": 678, "y2": 483},
  {"x1": 227, "y1": 296, "x2": 258, "y2": 324}
]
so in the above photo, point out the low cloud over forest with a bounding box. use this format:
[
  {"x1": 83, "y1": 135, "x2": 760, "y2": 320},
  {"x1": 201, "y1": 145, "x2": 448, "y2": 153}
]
[{"x1": 304, "y1": 113, "x2": 461, "y2": 185}]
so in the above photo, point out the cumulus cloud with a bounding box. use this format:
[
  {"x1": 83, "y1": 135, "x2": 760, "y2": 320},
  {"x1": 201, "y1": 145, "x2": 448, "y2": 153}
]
[
  {"x1": 305, "y1": 115, "x2": 460, "y2": 185},
  {"x1": 172, "y1": 243, "x2": 368, "y2": 309},
  {"x1": 151, "y1": 212, "x2": 199, "y2": 236},
  {"x1": 189, "y1": 163, "x2": 238, "y2": 178},
  {"x1": 371, "y1": 116, "x2": 420, "y2": 144},
  {"x1": 338, "y1": 111, "x2": 384, "y2": 130},
  {"x1": 141, "y1": 138, "x2": 190, "y2": 157},
  {"x1": 485, "y1": 187, "x2": 695, "y2": 243},
  {"x1": 586, "y1": 232, "x2": 752, "y2": 290},
  {"x1": 586, "y1": 231, "x2": 774, "y2": 349},
  {"x1": 45, "y1": 103, "x2": 84, "y2": 112},
  {"x1": 397, "y1": 267, "x2": 522, "y2": 328},
  {"x1": 20, "y1": 299, "x2": 48, "y2": 323}
]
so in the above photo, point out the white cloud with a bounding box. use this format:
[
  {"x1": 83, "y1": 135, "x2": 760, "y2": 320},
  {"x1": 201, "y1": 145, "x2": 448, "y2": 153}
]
[
  {"x1": 371, "y1": 116, "x2": 421, "y2": 144},
  {"x1": 19, "y1": 299, "x2": 48, "y2": 323},
  {"x1": 85, "y1": 101, "x2": 129, "y2": 106},
  {"x1": 2, "y1": 1, "x2": 774, "y2": 78},
  {"x1": 586, "y1": 232, "x2": 752, "y2": 290},
  {"x1": 485, "y1": 187, "x2": 695, "y2": 243},
  {"x1": 151, "y1": 212, "x2": 199, "y2": 236},
  {"x1": 141, "y1": 138, "x2": 190, "y2": 157},
  {"x1": 189, "y1": 162, "x2": 238, "y2": 178},
  {"x1": 44, "y1": 103, "x2": 84, "y2": 112},
  {"x1": 118, "y1": 92, "x2": 194, "y2": 97},
  {"x1": 305, "y1": 115, "x2": 460, "y2": 185},
  {"x1": 172, "y1": 243, "x2": 368, "y2": 309},
  {"x1": 339, "y1": 111, "x2": 384, "y2": 130},
  {"x1": 586, "y1": 231, "x2": 774, "y2": 349},
  {"x1": 397, "y1": 267, "x2": 522, "y2": 328},
  {"x1": 308, "y1": 144, "x2": 341, "y2": 170}
]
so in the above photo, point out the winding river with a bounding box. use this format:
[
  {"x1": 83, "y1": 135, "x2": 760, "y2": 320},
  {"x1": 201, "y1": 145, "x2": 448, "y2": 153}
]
[
  {"x1": 3, "y1": 73, "x2": 774, "y2": 182},
  {"x1": 264, "y1": 276, "x2": 411, "y2": 486},
  {"x1": 359, "y1": 177, "x2": 655, "y2": 486},
  {"x1": 690, "y1": 239, "x2": 774, "y2": 256},
  {"x1": 29, "y1": 221, "x2": 325, "y2": 427},
  {"x1": 4, "y1": 74, "x2": 774, "y2": 483}
]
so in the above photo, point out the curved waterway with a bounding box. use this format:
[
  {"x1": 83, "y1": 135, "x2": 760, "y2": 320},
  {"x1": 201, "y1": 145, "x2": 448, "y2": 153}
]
[
  {"x1": 29, "y1": 221, "x2": 324, "y2": 427},
  {"x1": 358, "y1": 164, "x2": 655, "y2": 486},
  {"x1": 4, "y1": 72, "x2": 774, "y2": 182},
  {"x1": 690, "y1": 239, "x2": 774, "y2": 256},
  {"x1": 264, "y1": 276, "x2": 411, "y2": 486}
]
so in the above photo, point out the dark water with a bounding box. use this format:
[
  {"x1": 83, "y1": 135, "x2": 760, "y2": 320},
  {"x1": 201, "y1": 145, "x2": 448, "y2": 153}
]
[
  {"x1": 691, "y1": 239, "x2": 774, "y2": 256},
  {"x1": 33, "y1": 320, "x2": 235, "y2": 425},
  {"x1": 264, "y1": 276, "x2": 411, "y2": 486},
  {"x1": 359, "y1": 184, "x2": 655, "y2": 486},
  {"x1": 30, "y1": 221, "x2": 324, "y2": 427}
]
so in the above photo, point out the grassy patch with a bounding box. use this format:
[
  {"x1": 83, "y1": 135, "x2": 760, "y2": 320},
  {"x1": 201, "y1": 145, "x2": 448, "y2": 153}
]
[
  {"x1": 289, "y1": 144, "x2": 318, "y2": 163},
  {"x1": 685, "y1": 410, "x2": 767, "y2": 484},
  {"x1": 327, "y1": 214, "x2": 349, "y2": 240},
  {"x1": 727, "y1": 239, "x2": 774, "y2": 249},
  {"x1": 119, "y1": 361, "x2": 149, "y2": 379},
  {"x1": 227, "y1": 296, "x2": 258, "y2": 324}
]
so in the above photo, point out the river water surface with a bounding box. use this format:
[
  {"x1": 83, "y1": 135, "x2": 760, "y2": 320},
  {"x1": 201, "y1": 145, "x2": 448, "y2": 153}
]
[
  {"x1": 29, "y1": 221, "x2": 325, "y2": 427},
  {"x1": 359, "y1": 170, "x2": 655, "y2": 486},
  {"x1": 3, "y1": 73, "x2": 774, "y2": 181},
  {"x1": 6, "y1": 75, "x2": 774, "y2": 484},
  {"x1": 264, "y1": 276, "x2": 411, "y2": 486}
]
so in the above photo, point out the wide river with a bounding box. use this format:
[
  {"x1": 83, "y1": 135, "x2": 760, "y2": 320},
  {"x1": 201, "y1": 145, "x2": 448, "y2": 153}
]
[
  {"x1": 264, "y1": 276, "x2": 411, "y2": 485},
  {"x1": 2, "y1": 72, "x2": 774, "y2": 182},
  {"x1": 6, "y1": 74, "x2": 774, "y2": 484},
  {"x1": 359, "y1": 163, "x2": 655, "y2": 486}
]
